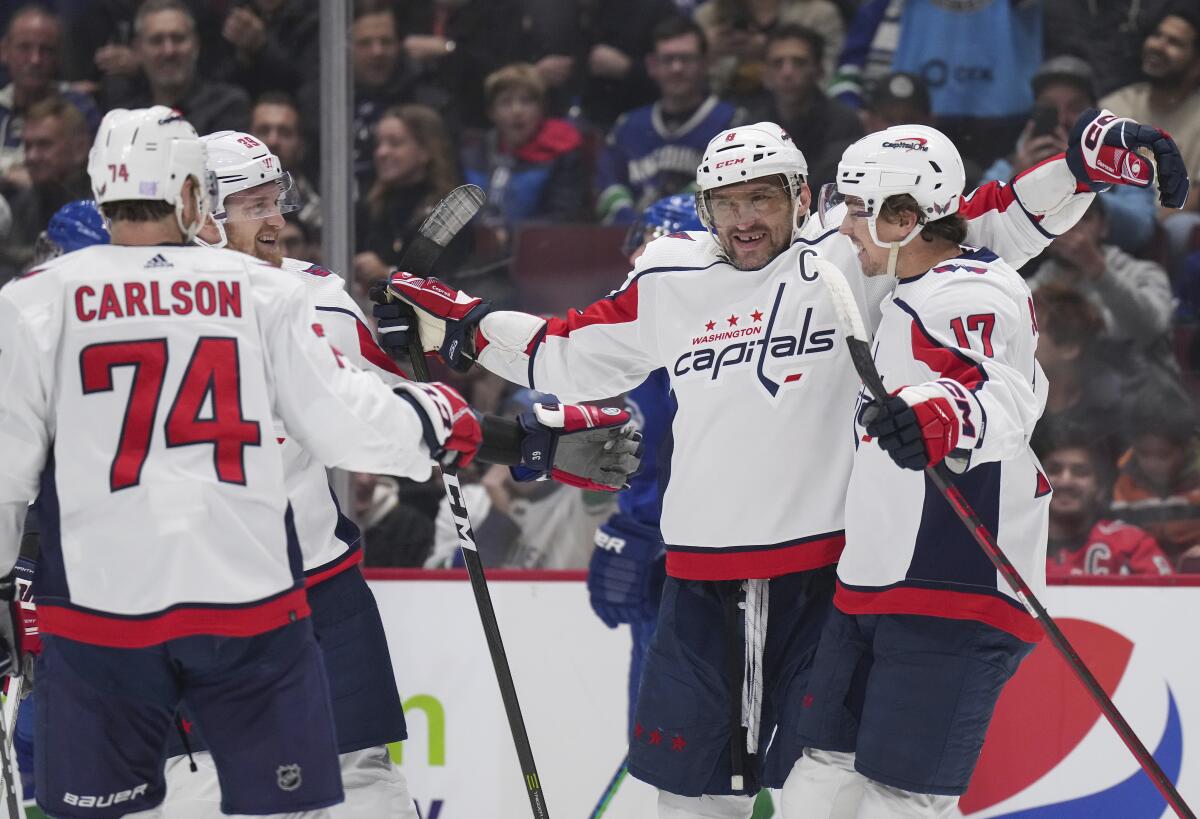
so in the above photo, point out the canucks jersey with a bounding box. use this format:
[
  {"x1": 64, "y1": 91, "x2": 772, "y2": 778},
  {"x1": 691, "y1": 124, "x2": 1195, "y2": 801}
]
[
  {"x1": 0, "y1": 245, "x2": 445, "y2": 647},
  {"x1": 839, "y1": 248, "x2": 1049, "y2": 642}
]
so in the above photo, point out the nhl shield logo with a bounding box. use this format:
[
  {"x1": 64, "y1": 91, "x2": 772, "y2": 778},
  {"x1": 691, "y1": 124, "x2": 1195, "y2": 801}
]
[{"x1": 276, "y1": 764, "x2": 302, "y2": 792}]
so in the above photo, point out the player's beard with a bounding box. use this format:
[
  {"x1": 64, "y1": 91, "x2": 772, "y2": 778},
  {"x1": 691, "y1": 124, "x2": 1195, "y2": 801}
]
[
  {"x1": 717, "y1": 218, "x2": 792, "y2": 270},
  {"x1": 227, "y1": 221, "x2": 283, "y2": 267}
]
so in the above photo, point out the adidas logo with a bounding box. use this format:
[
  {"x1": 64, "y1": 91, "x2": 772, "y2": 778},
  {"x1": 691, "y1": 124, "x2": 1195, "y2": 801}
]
[{"x1": 144, "y1": 254, "x2": 172, "y2": 268}]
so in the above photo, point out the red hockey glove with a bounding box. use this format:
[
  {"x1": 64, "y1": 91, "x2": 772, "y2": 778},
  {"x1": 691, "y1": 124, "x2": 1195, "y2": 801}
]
[
  {"x1": 517, "y1": 403, "x2": 643, "y2": 491},
  {"x1": 395, "y1": 382, "x2": 483, "y2": 469},
  {"x1": 861, "y1": 384, "x2": 961, "y2": 471},
  {"x1": 1067, "y1": 108, "x2": 1190, "y2": 208},
  {"x1": 383, "y1": 272, "x2": 491, "y2": 372}
]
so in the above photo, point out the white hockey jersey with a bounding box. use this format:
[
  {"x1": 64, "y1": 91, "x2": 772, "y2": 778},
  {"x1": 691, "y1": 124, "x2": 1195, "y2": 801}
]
[
  {"x1": 838, "y1": 248, "x2": 1049, "y2": 642},
  {"x1": 474, "y1": 156, "x2": 1089, "y2": 581},
  {"x1": 277, "y1": 257, "x2": 408, "y2": 583},
  {"x1": 0, "y1": 245, "x2": 443, "y2": 647}
]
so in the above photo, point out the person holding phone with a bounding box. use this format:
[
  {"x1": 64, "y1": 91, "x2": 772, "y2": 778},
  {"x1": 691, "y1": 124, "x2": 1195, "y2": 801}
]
[{"x1": 983, "y1": 55, "x2": 1157, "y2": 254}]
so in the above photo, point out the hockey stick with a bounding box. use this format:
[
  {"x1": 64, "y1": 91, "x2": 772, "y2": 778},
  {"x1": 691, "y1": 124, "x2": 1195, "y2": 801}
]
[
  {"x1": 588, "y1": 754, "x2": 628, "y2": 819},
  {"x1": 0, "y1": 679, "x2": 20, "y2": 819},
  {"x1": 812, "y1": 250, "x2": 1196, "y2": 819},
  {"x1": 391, "y1": 184, "x2": 551, "y2": 819}
]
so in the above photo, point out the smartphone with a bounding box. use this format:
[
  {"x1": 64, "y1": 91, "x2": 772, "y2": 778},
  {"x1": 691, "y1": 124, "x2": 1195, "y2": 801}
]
[{"x1": 1030, "y1": 104, "x2": 1059, "y2": 139}]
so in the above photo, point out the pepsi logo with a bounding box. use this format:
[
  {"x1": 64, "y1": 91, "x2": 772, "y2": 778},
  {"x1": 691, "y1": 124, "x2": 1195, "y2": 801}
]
[{"x1": 962, "y1": 619, "x2": 1182, "y2": 816}]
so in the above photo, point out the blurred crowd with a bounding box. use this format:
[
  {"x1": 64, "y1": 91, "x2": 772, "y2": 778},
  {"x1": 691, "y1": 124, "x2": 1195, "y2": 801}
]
[{"x1": 3, "y1": 0, "x2": 1200, "y2": 576}]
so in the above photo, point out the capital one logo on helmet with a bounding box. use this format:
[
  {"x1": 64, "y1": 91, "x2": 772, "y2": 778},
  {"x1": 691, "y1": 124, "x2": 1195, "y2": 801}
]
[
  {"x1": 673, "y1": 281, "x2": 837, "y2": 397},
  {"x1": 882, "y1": 137, "x2": 930, "y2": 152}
]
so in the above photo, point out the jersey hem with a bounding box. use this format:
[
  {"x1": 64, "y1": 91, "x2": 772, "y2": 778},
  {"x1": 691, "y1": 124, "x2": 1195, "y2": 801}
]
[
  {"x1": 303, "y1": 545, "x2": 363, "y2": 587},
  {"x1": 834, "y1": 581, "x2": 1041, "y2": 643},
  {"x1": 665, "y1": 532, "x2": 844, "y2": 580},
  {"x1": 38, "y1": 587, "x2": 312, "y2": 648}
]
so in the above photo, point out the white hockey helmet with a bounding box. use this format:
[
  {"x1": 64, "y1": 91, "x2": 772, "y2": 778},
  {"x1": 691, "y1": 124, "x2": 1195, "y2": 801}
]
[
  {"x1": 695, "y1": 122, "x2": 809, "y2": 232},
  {"x1": 201, "y1": 130, "x2": 300, "y2": 223},
  {"x1": 828, "y1": 124, "x2": 966, "y2": 249},
  {"x1": 87, "y1": 106, "x2": 216, "y2": 241}
]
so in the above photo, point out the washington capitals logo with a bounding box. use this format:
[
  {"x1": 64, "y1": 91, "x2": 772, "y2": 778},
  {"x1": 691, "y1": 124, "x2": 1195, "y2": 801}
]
[
  {"x1": 882, "y1": 136, "x2": 929, "y2": 152},
  {"x1": 673, "y1": 281, "x2": 837, "y2": 397}
]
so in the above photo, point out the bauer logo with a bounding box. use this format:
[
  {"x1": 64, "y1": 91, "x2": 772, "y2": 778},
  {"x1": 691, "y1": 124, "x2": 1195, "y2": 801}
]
[
  {"x1": 960, "y1": 619, "x2": 1182, "y2": 817},
  {"x1": 672, "y1": 281, "x2": 837, "y2": 397}
]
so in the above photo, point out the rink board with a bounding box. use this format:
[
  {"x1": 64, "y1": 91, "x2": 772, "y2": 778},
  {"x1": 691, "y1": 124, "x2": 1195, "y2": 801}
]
[{"x1": 367, "y1": 572, "x2": 1199, "y2": 818}]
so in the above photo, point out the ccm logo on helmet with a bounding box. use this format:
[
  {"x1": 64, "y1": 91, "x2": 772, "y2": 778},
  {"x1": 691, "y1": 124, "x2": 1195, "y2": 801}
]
[
  {"x1": 714, "y1": 158, "x2": 746, "y2": 169},
  {"x1": 882, "y1": 137, "x2": 929, "y2": 152}
]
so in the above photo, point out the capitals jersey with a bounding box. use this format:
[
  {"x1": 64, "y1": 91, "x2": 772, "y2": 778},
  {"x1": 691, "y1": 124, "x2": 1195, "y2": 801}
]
[
  {"x1": 839, "y1": 248, "x2": 1049, "y2": 642},
  {"x1": 277, "y1": 257, "x2": 409, "y2": 583},
  {"x1": 0, "y1": 245, "x2": 444, "y2": 648},
  {"x1": 1047, "y1": 519, "x2": 1172, "y2": 578},
  {"x1": 475, "y1": 156, "x2": 1093, "y2": 582}
]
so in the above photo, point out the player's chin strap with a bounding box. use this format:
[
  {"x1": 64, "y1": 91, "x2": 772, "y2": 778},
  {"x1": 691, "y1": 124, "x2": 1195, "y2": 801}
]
[
  {"x1": 192, "y1": 214, "x2": 229, "y2": 249},
  {"x1": 868, "y1": 214, "x2": 923, "y2": 278},
  {"x1": 178, "y1": 180, "x2": 213, "y2": 245}
]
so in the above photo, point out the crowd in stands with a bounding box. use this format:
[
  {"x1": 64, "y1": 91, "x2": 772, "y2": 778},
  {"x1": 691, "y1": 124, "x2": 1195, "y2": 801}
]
[{"x1": 3, "y1": 0, "x2": 1200, "y2": 576}]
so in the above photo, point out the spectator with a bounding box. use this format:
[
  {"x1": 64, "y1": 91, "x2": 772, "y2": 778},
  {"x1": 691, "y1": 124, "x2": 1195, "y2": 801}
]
[
  {"x1": 0, "y1": 96, "x2": 91, "y2": 282},
  {"x1": 277, "y1": 214, "x2": 318, "y2": 264},
  {"x1": 1110, "y1": 389, "x2": 1200, "y2": 570},
  {"x1": 576, "y1": 0, "x2": 680, "y2": 130},
  {"x1": 518, "y1": 0, "x2": 581, "y2": 114},
  {"x1": 983, "y1": 55, "x2": 1157, "y2": 254},
  {"x1": 218, "y1": 0, "x2": 317, "y2": 100},
  {"x1": 1100, "y1": 3, "x2": 1200, "y2": 216},
  {"x1": 1029, "y1": 197, "x2": 1175, "y2": 376},
  {"x1": 1033, "y1": 283, "x2": 1128, "y2": 450},
  {"x1": 300, "y1": 4, "x2": 444, "y2": 189},
  {"x1": 861, "y1": 71, "x2": 934, "y2": 133},
  {"x1": 354, "y1": 104, "x2": 468, "y2": 288},
  {"x1": 831, "y1": 0, "x2": 1042, "y2": 168},
  {"x1": 0, "y1": 4, "x2": 100, "y2": 189},
  {"x1": 737, "y1": 24, "x2": 861, "y2": 191},
  {"x1": 694, "y1": 0, "x2": 844, "y2": 96},
  {"x1": 1043, "y1": 0, "x2": 1173, "y2": 99},
  {"x1": 1036, "y1": 422, "x2": 1172, "y2": 578},
  {"x1": 250, "y1": 92, "x2": 321, "y2": 236},
  {"x1": 461, "y1": 63, "x2": 585, "y2": 246},
  {"x1": 393, "y1": 0, "x2": 530, "y2": 130},
  {"x1": 104, "y1": 0, "x2": 250, "y2": 136},
  {"x1": 595, "y1": 16, "x2": 745, "y2": 225},
  {"x1": 353, "y1": 472, "x2": 436, "y2": 568}
]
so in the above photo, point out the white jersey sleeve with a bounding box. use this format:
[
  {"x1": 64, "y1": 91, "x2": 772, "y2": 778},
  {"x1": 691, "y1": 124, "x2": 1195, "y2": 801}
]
[
  {"x1": 0, "y1": 292, "x2": 52, "y2": 574},
  {"x1": 474, "y1": 246, "x2": 671, "y2": 401},
  {"x1": 254, "y1": 269, "x2": 437, "y2": 482},
  {"x1": 960, "y1": 154, "x2": 1094, "y2": 269}
]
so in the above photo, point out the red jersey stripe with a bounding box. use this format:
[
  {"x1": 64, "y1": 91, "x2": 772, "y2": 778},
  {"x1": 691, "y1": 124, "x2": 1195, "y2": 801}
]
[
  {"x1": 39, "y1": 588, "x2": 311, "y2": 648},
  {"x1": 835, "y1": 581, "x2": 1041, "y2": 643},
  {"x1": 666, "y1": 534, "x2": 844, "y2": 580}
]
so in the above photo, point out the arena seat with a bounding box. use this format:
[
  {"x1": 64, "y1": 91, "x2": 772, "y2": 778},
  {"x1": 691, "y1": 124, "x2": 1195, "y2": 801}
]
[{"x1": 510, "y1": 224, "x2": 630, "y2": 315}]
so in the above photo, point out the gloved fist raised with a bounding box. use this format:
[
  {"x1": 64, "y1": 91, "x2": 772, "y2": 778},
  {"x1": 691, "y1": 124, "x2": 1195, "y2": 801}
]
[
  {"x1": 371, "y1": 272, "x2": 491, "y2": 372},
  {"x1": 860, "y1": 383, "x2": 963, "y2": 471},
  {"x1": 1067, "y1": 108, "x2": 1190, "y2": 208},
  {"x1": 517, "y1": 403, "x2": 643, "y2": 491},
  {"x1": 588, "y1": 514, "x2": 665, "y2": 628}
]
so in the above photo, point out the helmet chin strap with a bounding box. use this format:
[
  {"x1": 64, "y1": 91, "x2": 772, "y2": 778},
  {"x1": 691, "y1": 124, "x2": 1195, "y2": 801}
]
[
  {"x1": 192, "y1": 214, "x2": 229, "y2": 248},
  {"x1": 867, "y1": 217, "x2": 923, "y2": 277},
  {"x1": 177, "y1": 182, "x2": 213, "y2": 244}
]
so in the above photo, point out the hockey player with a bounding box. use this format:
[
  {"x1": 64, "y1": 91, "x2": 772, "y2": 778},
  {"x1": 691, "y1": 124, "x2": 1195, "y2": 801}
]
[
  {"x1": 0, "y1": 107, "x2": 639, "y2": 819},
  {"x1": 372, "y1": 112, "x2": 1183, "y2": 817},
  {"x1": 589, "y1": 194, "x2": 702, "y2": 732},
  {"x1": 148, "y1": 129, "x2": 642, "y2": 818},
  {"x1": 781, "y1": 120, "x2": 1187, "y2": 818}
]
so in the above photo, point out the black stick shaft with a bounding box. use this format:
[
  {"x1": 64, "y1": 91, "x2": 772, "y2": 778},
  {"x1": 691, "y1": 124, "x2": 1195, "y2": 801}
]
[
  {"x1": 408, "y1": 348, "x2": 550, "y2": 818},
  {"x1": 849, "y1": 337, "x2": 1194, "y2": 819}
]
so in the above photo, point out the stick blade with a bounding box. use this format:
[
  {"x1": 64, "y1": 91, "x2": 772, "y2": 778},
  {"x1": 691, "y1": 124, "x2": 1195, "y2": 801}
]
[{"x1": 416, "y1": 184, "x2": 487, "y2": 249}]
